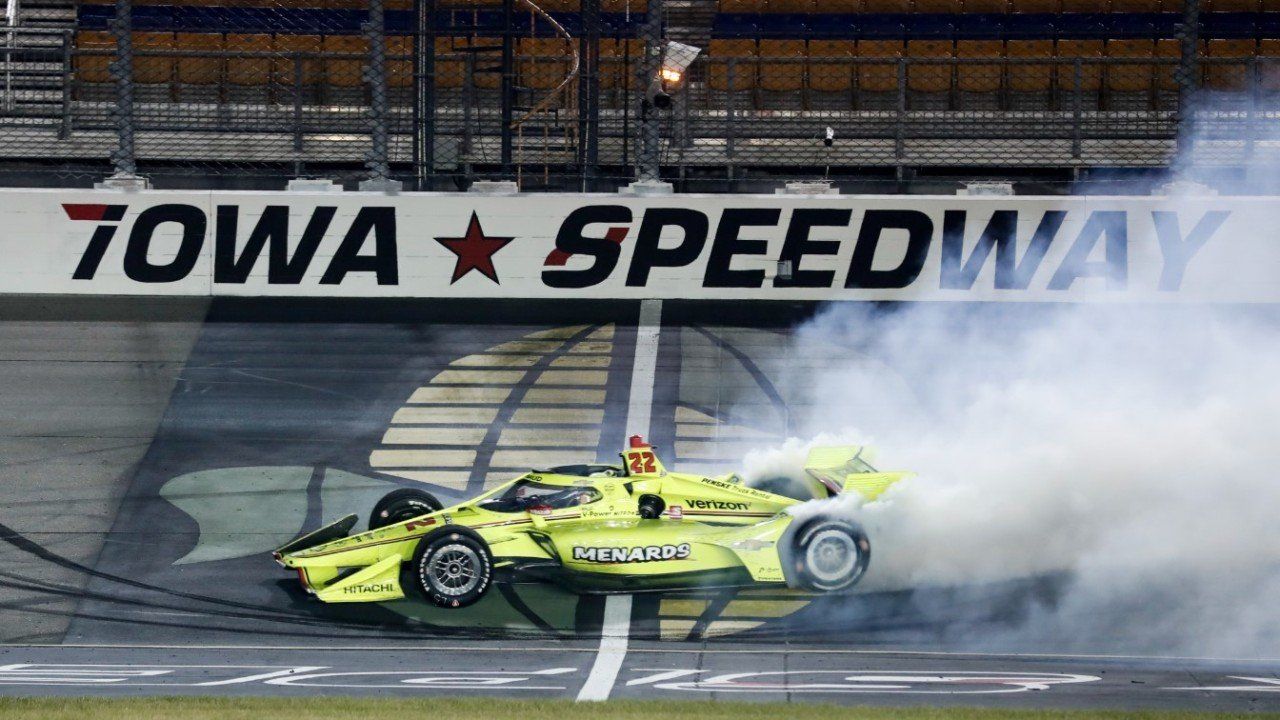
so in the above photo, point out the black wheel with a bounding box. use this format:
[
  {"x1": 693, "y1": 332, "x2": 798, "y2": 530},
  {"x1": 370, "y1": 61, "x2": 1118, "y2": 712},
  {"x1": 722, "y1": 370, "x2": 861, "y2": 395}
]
[
  {"x1": 751, "y1": 475, "x2": 815, "y2": 501},
  {"x1": 369, "y1": 488, "x2": 442, "y2": 530},
  {"x1": 637, "y1": 494, "x2": 665, "y2": 519},
  {"x1": 410, "y1": 528, "x2": 493, "y2": 608},
  {"x1": 791, "y1": 518, "x2": 870, "y2": 592}
]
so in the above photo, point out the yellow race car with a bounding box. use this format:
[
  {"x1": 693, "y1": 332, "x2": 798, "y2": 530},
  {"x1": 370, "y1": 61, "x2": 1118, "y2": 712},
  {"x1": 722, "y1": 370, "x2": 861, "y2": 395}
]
[{"x1": 274, "y1": 437, "x2": 905, "y2": 608}]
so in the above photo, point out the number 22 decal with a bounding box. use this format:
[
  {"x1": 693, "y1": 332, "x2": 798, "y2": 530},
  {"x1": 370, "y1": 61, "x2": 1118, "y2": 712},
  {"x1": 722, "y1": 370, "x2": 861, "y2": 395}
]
[{"x1": 629, "y1": 451, "x2": 656, "y2": 474}]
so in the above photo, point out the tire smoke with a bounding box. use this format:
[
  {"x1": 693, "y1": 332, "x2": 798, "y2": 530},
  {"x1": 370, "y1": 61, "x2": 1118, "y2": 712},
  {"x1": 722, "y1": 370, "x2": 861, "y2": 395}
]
[{"x1": 742, "y1": 303, "x2": 1280, "y2": 657}]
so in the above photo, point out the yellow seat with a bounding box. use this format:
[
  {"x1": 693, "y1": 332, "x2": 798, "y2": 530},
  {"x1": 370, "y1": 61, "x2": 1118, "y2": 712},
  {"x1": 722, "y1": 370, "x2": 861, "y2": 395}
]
[
  {"x1": 857, "y1": 39, "x2": 903, "y2": 92},
  {"x1": 1056, "y1": 39, "x2": 1103, "y2": 92},
  {"x1": 862, "y1": 0, "x2": 911, "y2": 9},
  {"x1": 808, "y1": 39, "x2": 855, "y2": 92},
  {"x1": 1110, "y1": 0, "x2": 1161, "y2": 10},
  {"x1": 963, "y1": 0, "x2": 1009, "y2": 10},
  {"x1": 758, "y1": 39, "x2": 806, "y2": 91},
  {"x1": 765, "y1": 0, "x2": 817, "y2": 9},
  {"x1": 601, "y1": 0, "x2": 647, "y2": 11},
  {"x1": 275, "y1": 34, "x2": 324, "y2": 87},
  {"x1": 814, "y1": 0, "x2": 863, "y2": 8},
  {"x1": 176, "y1": 33, "x2": 223, "y2": 85},
  {"x1": 1105, "y1": 39, "x2": 1154, "y2": 92},
  {"x1": 599, "y1": 38, "x2": 643, "y2": 90},
  {"x1": 75, "y1": 30, "x2": 115, "y2": 84},
  {"x1": 433, "y1": 36, "x2": 467, "y2": 90},
  {"x1": 323, "y1": 35, "x2": 367, "y2": 88},
  {"x1": 1008, "y1": 0, "x2": 1060, "y2": 10},
  {"x1": 956, "y1": 39, "x2": 1002, "y2": 92},
  {"x1": 913, "y1": 0, "x2": 963, "y2": 11},
  {"x1": 538, "y1": 0, "x2": 582, "y2": 11},
  {"x1": 907, "y1": 39, "x2": 953, "y2": 92},
  {"x1": 519, "y1": 37, "x2": 571, "y2": 91},
  {"x1": 1204, "y1": 0, "x2": 1258, "y2": 9},
  {"x1": 1154, "y1": 37, "x2": 1180, "y2": 91},
  {"x1": 1204, "y1": 39, "x2": 1255, "y2": 90},
  {"x1": 707, "y1": 39, "x2": 757, "y2": 91},
  {"x1": 134, "y1": 31, "x2": 175, "y2": 85},
  {"x1": 719, "y1": 0, "x2": 768, "y2": 9},
  {"x1": 226, "y1": 34, "x2": 273, "y2": 86},
  {"x1": 1006, "y1": 39, "x2": 1053, "y2": 91},
  {"x1": 385, "y1": 35, "x2": 411, "y2": 89},
  {"x1": 1259, "y1": 38, "x2": 1280, "y2": 91},
  {"x1": 1059, "y1": 0, "x2": 1106, "y2": 10}
]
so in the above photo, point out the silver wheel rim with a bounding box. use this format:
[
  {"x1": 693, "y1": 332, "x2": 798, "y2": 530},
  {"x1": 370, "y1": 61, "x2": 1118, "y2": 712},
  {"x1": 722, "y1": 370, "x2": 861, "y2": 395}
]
[
  {"x1": 427, "y1": 543, "x2": 482, "y2": 596},
  {"x1": 806, "y1": 528, "x2": 857, "y2": 584}
]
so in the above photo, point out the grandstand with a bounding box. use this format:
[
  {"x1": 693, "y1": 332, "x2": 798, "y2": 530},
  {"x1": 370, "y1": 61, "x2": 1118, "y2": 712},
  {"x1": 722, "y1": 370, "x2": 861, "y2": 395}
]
[{"x1": 0, "y1": 0, "x2": 1275, "y2": 189}]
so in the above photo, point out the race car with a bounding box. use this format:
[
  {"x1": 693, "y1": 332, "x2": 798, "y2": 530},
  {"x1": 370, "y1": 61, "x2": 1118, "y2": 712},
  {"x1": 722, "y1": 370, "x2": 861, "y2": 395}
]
[{"x1": 273, "y1": 437, "x2": 907, "y2": 608}]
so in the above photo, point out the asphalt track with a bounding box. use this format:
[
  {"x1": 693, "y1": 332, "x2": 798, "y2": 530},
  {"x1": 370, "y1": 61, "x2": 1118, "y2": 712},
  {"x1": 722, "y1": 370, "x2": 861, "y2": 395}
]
[{"x1": 0, "y1": 297, "x2": 1277, "y2": 711}]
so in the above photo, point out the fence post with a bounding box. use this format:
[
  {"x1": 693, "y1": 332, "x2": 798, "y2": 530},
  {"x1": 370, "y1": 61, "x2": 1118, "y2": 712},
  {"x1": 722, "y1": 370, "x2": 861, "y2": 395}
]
[
  {"x1": 635, "y1": 0, "x2": 663, "y2": 184},
  {"x1": 361, "y1": 0, "x2": 400, "y2": 191},
  {"x1": 1071, "y1": 57, "x2": 1082, "y2": 160},
  {"x1": 579, "y1": 0, "x2": 600, "y2": 190},
  {"x1": 413, "y1": 0, "x2": 436, "y2": 189},
  {"x1": 59, "y1": 29, "x2": 72, "y2": 139},
  {"x1": 101, "y1": 0, "x2": 148, "y2": 187},
  {"x1": 895, "y1": 57, "x2": 906, "y2": 179},
  {"x1": 1174, "y1": 0, "x2": 1201, "y2": 169}
]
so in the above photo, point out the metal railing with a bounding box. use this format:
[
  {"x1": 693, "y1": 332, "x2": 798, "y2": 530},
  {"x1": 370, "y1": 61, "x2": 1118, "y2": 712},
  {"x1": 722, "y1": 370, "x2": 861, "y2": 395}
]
[{"x1": 1, "y1": 12, "x2": 1274, "y2": 188}]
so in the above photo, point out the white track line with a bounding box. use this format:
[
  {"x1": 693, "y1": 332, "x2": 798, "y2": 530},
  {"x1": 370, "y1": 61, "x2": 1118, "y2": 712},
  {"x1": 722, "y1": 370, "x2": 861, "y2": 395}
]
[
  {"x1": 575, "y1": 594, "x2": 634, "y2": 701},
  {"x1": 575, "y1": 299, "x2": 662, "y2": 702}
]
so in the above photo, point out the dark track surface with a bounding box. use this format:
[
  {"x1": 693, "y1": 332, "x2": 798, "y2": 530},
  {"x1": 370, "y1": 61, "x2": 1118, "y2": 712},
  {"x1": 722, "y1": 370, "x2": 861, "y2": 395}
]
[{"x1": 0, "y1": 297, "x2": 1276, "y2": 710}]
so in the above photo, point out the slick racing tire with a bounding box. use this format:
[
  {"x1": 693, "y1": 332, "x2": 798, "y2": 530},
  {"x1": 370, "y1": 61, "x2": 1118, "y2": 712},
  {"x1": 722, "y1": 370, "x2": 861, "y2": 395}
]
[
  {"x1": 369, "y1": 488, "x2": 443, "y2": 530},
  {"x1": 791, "y1": 518, "x2": 870, "y2": 593},
  {"x1": 411, "y1": 527, "x2": 493, "y2": 609}
]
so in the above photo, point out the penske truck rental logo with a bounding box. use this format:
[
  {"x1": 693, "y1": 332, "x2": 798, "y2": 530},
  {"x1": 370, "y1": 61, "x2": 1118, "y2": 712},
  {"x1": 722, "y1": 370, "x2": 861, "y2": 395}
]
[
  {"x1": 61, "y1": 202, "x2": 1229, "y2": 294},
  {"x1": 573, "y1": 543, "x2": 692, "y2": 563}
]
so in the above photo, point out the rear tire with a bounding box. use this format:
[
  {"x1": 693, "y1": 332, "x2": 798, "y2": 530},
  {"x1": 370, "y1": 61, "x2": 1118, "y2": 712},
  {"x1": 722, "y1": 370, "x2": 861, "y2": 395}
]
[
  {"x1": 369, "y1": 488, "x2": 443, "y2": 530},
  {"x1": 791, "y1": 518, "x2": 870, "y2": 592},
  {"x1": 411, "y1": 528, "x2": 493, "y2": 608}
]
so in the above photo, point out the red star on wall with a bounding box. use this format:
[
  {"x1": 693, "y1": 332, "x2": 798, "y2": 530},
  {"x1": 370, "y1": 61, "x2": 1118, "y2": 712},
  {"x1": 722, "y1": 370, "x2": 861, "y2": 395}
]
[{"x1": 434, "y1": 213, "x2": 515, "y2": 284}]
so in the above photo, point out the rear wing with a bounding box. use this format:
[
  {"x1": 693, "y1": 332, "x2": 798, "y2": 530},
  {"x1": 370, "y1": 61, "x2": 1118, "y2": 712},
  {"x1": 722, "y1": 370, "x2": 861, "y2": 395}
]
[{"x1": 803, "y1": 445, "x2": 908, "y2": 500}]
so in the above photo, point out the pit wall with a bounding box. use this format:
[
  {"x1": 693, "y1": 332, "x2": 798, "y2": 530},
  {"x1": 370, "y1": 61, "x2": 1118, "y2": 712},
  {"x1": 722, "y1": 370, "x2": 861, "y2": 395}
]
[{"x1": 4, "y1": 188, "x2": 1275, "y2": 302}]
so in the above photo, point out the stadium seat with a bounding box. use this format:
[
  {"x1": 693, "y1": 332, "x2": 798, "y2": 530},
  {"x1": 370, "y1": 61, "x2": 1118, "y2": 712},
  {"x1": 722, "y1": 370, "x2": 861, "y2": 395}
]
[
  {"x1": 1007, "y1": 39, "x2": 1053, "y2": 92},
  {"x1": 601, "y1": 0, "x2": 647, "y2": 11},
  {"x1": 719, "y1": 0, "x2": 769, "y2": 11},
  {"x1": 856, "y1": 39, "x2": 903, "y2": 92},
  {"x1": 1105, "y1": 39, "x2": 1154, "y2": 92},
  {"x1": 226, "y1": 34, "x2": 273, "y2": 87},
  {"x1": 813, "y1": 0, "x2": 862, "y2": 9},
  {"x1": 1059, "y1": 0, "x2": 1106, "y2": 11},
  {"x1": 275, "y1": 34, "x2": 324, "y2": 88},
  {"x1": 385, "y1": 35, "x2": 411, "y2": 89},
  {"x1": 963, "y1": 0, "x2": 1010, "y2": 11},
  {"x1": 1204, "y1": 39, "x2": 1255, "y2": 90},
  {"x1": 75, "y1": 31, "x2": 115, "y2": 85},
  {"x1": 1259, "y1": 38, "x2": 1280, "y2": 91},
  {"x1": 765, "y1": 0, "x2": 818, "y2": 10},
  {"x1": 599, "y1": 38, "x2": 642, "y2": 90},
  {"x1": 433, "y1": 36, "x2": 466, "y2": 90},
  {"x1": 913, "y1": 0, "x2": 963, "y2": 12},
  {"x1": 707, "y1": 39, "x2": 757, "y2": 91},
  {"x1": 1055, "y1": 39, "x2": 1103, "y2": 92},
  {"x1": 1204, "y1": 0, "x2": 1258, "y2": 10},
  {"x1": 134, "y1": 32, "x2": 175, "y2": 85},
  {"x1": 808, "y1": 39, "x2": 855, "y2": 92},
  {"x1": 1154, "y1": 37, "x2": 1180, "y2": 92},
  {"x1": 1008, "y1": 0, "x2": 1060, "y2": 11},
  {"x1": 907, "y1": 39, "x2": 953, "y2": 92},
  {"x1": 758, "y1": 39, "x2": 806, "y2": 91},
  {"x1": 176, "y1": 33, "x2": 224, "y2": 86},
  {"x1": 1109, "y1": 0, "x2": 1161, "y2": 10},
  {"x1": 956, "y1": 39, "x2": 1003, "y2": 92},
  {"x1": 323, "y1": 35, "x2": 368, "y2": 89},
  {"x1": 862, "y1": 0, "x2": 912, "y2": 11},
  {"x1": 519, "y1": 37, "x2": 571, "y2": 91}
]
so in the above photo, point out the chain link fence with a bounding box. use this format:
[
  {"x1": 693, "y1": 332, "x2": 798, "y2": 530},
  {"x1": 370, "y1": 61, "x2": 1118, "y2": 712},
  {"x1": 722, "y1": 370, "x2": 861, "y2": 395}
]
[{"x1": 1, "y1": 0, "x2": 1278, "y2": 189}]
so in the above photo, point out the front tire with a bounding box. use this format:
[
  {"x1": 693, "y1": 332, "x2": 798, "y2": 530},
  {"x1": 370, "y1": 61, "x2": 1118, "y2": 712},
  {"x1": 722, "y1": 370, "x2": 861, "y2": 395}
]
[
  {"x1": 411, "y1": 528, "x2": 493, "y2": 608},
  {"x1": 792, "y1": 518, "x2": 870, "y2": 592},
  {"x1": 369, "y1": 488, "x2": 442, "y2": 530}
]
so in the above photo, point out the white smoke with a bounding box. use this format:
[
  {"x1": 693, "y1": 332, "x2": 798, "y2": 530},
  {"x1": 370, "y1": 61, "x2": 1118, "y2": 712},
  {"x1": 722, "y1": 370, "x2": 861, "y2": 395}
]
[{"x1": 746, "y1": 303, "x2": 1280, "y2": 657}]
